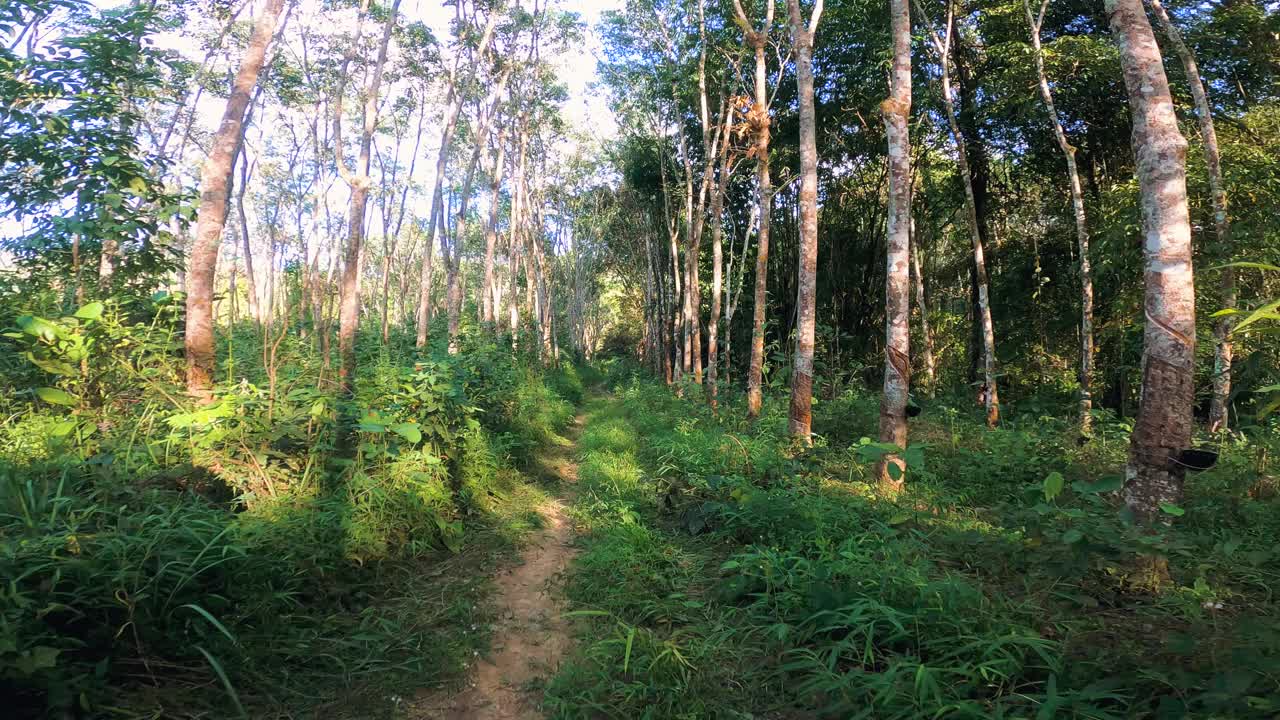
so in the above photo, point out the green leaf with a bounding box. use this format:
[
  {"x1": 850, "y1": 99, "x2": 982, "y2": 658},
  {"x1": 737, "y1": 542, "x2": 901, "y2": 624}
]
[
  {"x1": 72, "y1": 301, "x2": 104, "y2": 320},
  {"x1": 390, "y1": 423, "x2": 423, "y2": 444},
  {"x1": 1211, "y1": 261, "x2": 1280, "y2": 273},
  {"x1": 1072, "y1": 475, "x2": 1123, "y2": 494},
  {"x1": 1232, "y1": 299, "x2": 1280, "y2": 332},
  {"x1": 51, "y1": 420, "x2": 77, "y2": 437},
  {"x1": 1061, "y1": 529, "x2": 1084, "y2": 544},
  {"x1": 17, "y1": 315, "x2": 60, "y2": 341},
  {"x1": 36, "y1": 387, "x2": 77, "y2": 406},
  {"x1": 1043, "y1": 472, "x2": 1066, "y2": 502},
  {"x1": 1159, "y1": 503, "x2": 1186, "y2": 517}
]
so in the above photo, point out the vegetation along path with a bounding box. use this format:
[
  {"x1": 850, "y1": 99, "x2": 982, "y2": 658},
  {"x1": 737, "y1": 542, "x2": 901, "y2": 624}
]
[{"x1": 411, "y1": 412, "x2": 585, "y2": 719}]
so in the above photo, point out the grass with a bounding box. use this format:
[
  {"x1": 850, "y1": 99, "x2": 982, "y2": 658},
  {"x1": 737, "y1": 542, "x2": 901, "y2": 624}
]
[
  {"x1": 547, "y1": 367, "x2": 1280, "y2": 720},
  {"x1": 0, "y1": 313, "x2": 586, "y2": 718}
]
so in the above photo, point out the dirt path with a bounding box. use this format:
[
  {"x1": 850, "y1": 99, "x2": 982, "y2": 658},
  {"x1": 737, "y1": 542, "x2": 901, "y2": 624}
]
[{"x1": 409, "y1": 416, "x2": 582, "y2": 720}]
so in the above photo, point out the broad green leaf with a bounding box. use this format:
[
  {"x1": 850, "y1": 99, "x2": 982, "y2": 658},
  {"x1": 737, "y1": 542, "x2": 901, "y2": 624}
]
[
  {"x1": 1061, "y1": 529, "x2": 1084, "y2": 544},
  {"x1": 1072, "y1": 475, "x2": 1123, "y2": 494},
  {"x1": 1042, "y1": 472, "x2": 1065, "y2": 502},
  {"x1": 36, "y1": 387, "x2": 77, "y2": 406},
  {"x1": 17, "y1": 315, "x2": 60, "y2": 341},
  {"x1": 72, "y1": 301, "x2": 104, "y2": 320},
  {"x1": 391, "y1": 423, "x2": 423, "y2": 444},
  {"x1": 51, "y1": 420, "x2": 77, "y2": 437},
  {"x1": 1159, "y1": 503, "x2": 1186, "y2": 517}
]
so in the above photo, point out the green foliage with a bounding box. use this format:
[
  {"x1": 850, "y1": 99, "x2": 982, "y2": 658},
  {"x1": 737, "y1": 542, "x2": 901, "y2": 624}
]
[
  {"x1": 0, "y1": 307, "x2": 582, "y2": 715},
  {"x1": 552, "y1": 378, "x2": 1280, "y2": 720},
  {"x1": 0, "y1": 0, "x2": 190, "y2": 294}
]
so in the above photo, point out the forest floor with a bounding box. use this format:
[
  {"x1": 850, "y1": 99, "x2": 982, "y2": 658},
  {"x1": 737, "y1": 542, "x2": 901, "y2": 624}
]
[{"x1": 407, "y1": 413, "x2": 584, "y2": 720}]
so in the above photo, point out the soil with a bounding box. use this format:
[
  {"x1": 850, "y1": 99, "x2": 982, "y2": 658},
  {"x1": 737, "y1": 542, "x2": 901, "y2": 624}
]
[{"x1": 408, "y1": 417, "x2": 582, "y2": 720}]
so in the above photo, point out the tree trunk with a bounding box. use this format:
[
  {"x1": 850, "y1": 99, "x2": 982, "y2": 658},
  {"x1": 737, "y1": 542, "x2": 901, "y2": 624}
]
[
  {"x1": 910, "y1": 222, "x2": 935, "y2": 396},
  {"x1": 733, "y1": 0, "x2": 774, "y2": 419},
  {"x1": 1027, "y1": 0, "x2": 1096, "y2": 433},
  {"x1": 184, "y1": 0, "x2": 285, "y2": 396},
  {"x1": 236, "y1": 152, "x2": 261, "y2": 330},
  {"x1": 482, "y1": 137, "x2": 507, "y2": 324},
  {"x1": 1108, "y1": 0, "x2": 1196, "y2": 524},
  {"x1": 335, "y1": 0, "x2": 399, "y2": 395},
  {"x1": 785, "y1": 0, "x2": 823, "y2": 444},
  {"x1": 707, "y1": 106, "x2": 734, "y2": 411},
  {"x1": 917, "y1": 0, "x2": 999, "y2": 427},
  {"x1": 879, "y1": 0, "x2": 912, "y2": 488},
  {"x1": 1148, "y1": 0, "x2": 1232, "y2": 432}
]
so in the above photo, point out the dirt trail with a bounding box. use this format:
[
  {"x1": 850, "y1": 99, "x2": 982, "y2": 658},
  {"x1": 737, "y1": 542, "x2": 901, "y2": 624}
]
[{"x1": 409, "y1": 416, "x2": 582, "y2": 720}]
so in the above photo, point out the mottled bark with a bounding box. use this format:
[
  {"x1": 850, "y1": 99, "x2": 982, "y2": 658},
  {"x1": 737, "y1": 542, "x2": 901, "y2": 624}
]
[
  {"x1": 1026, "y1": 0, "x2": 1095, "y2": 433},
  {"x1": 1107, "y1": 0, "x2": 1196, "y2": 524},
  {"x1": 785, "y1": 0, "x2": 823, "y2": 444},
  {"x1": 879, "y1": 0, "x2": 912, "y2": 488},
  {"x1": 733, "y1": 0, "x2": 774, "y2": 419},
  {"x1": 1148, "y1": 0, "x2": 1232, "y2": 431},
  {"x1": 184, "y1": 0, "x2": 286, "y2": 395}
]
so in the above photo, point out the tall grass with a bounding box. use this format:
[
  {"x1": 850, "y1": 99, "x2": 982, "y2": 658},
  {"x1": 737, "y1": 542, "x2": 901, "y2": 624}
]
[
  {"x1": 0, "y1": 310, "x2": 584, "y2": 717},
  {"x1": 549, "y1": 369, "x2": 1280, "y2": 719}
]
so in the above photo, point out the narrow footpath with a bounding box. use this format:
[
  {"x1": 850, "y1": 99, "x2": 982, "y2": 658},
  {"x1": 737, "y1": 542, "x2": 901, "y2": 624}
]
[{"x1": 408, "y1": 413, "x2": 584, "y2": 720}]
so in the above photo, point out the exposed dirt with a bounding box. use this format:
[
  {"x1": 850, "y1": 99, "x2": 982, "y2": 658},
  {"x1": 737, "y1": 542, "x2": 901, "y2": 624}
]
[{"x1": 408, "y1": 418, "x2": 582, "y2": 720}]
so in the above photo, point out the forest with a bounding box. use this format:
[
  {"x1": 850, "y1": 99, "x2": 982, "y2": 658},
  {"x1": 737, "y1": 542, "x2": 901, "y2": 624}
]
[{"x1": 1, "y1": 0, "x2": 1279, "y2": 717}]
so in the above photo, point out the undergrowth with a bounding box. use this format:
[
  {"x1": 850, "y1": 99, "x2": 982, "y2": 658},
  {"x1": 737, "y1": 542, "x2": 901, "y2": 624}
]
[
  {"x1": 549, "y1": 363, "x2": 1280, "y2": 720},
  {"x1": 0, "y1": 299, "x2": 582, "y2": 717}
]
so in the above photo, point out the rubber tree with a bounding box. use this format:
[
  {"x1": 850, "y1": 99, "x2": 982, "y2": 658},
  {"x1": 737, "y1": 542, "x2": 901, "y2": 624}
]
[
  {"x1": 1025, "y1": 0, "x2": 1096, "y2": 434},
  {"x1": 707, "y1": 100, "x2": 735, "y2": 410},
  {"x1": 1107, "y1": 0, "x2": 1196, "y2": 525},
  {"x1": 185, "y1": 0, "x2": 287, "y2": 396},
  {"x1": 415, "y1": 6, "x2": 499, "y2": 348},
  {"x1": 732, "y1": 0, "x2": 775, "y2": 420},
  {"x1": 333, "y1": 0, "x2": 400, "y2": 395},
  {"x1": 785, "y1": 0, "x2": 823, "y2": 444},
  {"x1": 878, "y1": 0, "x2": 911, "y2": 488},
  {"x1": 915, "y1": 0, "x2": 999, "y2": 428},
  {"x1": 1147, "y1": 0, "x2": 1233, "y2": 432}
]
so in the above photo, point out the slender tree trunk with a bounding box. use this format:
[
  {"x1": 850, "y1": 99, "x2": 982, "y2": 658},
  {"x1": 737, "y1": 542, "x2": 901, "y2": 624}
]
[
  {"x1": 707, "y1": 108, "x2": 734, "y2": 410},
  {"x1": 1027, "y1": 0, "x2": 1095, "y2": 433},
  {"x1": 879, "y1": 0, "x2": 912, "y2": 488},
  {"x1": 1148, "y1": 0, "x2": 1232, "y2": 431},
  {"x1": 785, "y1": 0, "x2": 823, "y2": 444},
  {"x1": 1108, "y1": 0, "x2": 1196, "y2": 525},
  {"x1": 415, "y1": 11, "x2": 498, "y2": 348},
  {"x1": 910, "y1": 224, "x2": 935, "y2": 396},
  {"x1": 733, "y1": 0, "x2": 774, "y2": 418},
  {"x1": 446, "y1": 69, "x2": 512, "y2": 353},
  {"x1": 509, "y1": 120, "x2": 531, "y2": 348},
  {"x1": 917, "y1": 0, "x2": 999, "y2": 427},
  {"x1": 482, "y1": 137, "x2": 507, "y2": 325},
  {"x1": 236, "y1": 153, "x2": 261, "y2": 330},
  {"x1": 183, "y1": 0, "x2": 285, "y2": 395},
  {"x1": 335, "y1": 0, "x2": 399, "y2": 395}
]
